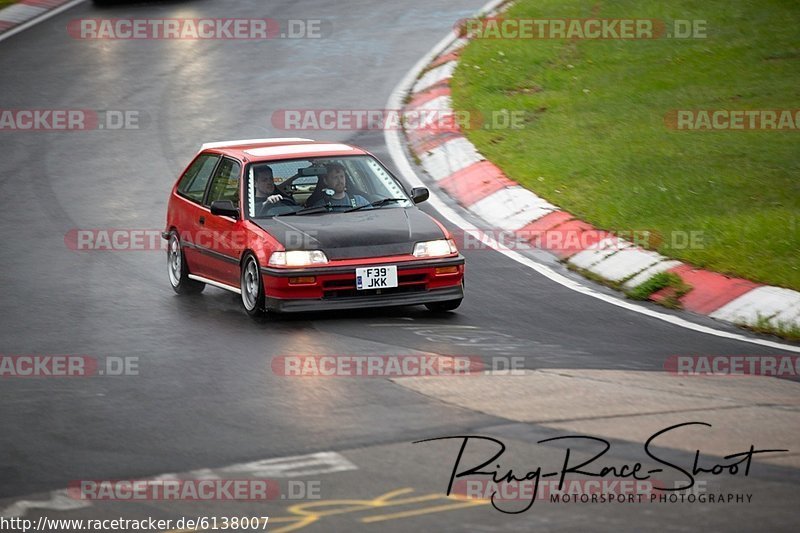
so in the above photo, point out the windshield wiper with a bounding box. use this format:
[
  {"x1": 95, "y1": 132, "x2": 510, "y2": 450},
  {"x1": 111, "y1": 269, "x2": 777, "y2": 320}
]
[
  {"x1": 272, "y1": 205, "x2": 329, "y2": 217},
  {"x1": 345, "y1": 197, "x2": 407, "y2": 213}
]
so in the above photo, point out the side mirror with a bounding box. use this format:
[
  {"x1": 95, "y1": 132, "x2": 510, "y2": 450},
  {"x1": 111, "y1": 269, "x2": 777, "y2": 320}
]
[
  {"x1": 411, "y1": 187, "x2": 429, "y2": 204},
  {"x1": 210, "y1": 200, "x2": 239, "y2": 219}
]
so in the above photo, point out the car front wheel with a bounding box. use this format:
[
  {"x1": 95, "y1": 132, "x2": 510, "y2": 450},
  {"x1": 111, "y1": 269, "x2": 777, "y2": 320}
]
[
  {"x1": 240, "y1": 254, "x2": 266, "y2": 317},
  {"x1": 167, "y1": 232, "x2": 205, "y2": 295}
]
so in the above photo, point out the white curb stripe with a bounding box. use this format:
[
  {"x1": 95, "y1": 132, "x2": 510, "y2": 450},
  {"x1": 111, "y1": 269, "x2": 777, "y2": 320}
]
[
  {"x1": 774, "y1": 305, "x2": 800, "y2": 326},
  {"x1": 413, "y1": 94, "x2": 452, "y2": 112},
  {"x1": 413, "y1": 61, "x2": 456, "y2": 93},
  {"x1": 622, "y1": 260, "x2": 683, "y2": 289},
  {"x1": 587, "y1": 247, "x2": 667, "y2": 283},
  {"x1": 420, "y1": 136, "x2": 482, "y2": 180},
  {"x1": 384, "y1": 0, "x2": 800, "y2": 352},
  {"x1": 469, "y1": 186, "x2": 557, "y2": 231},
  {"x1": 710, "y1": 286, "x2": 800, "y2": 327},
  {"x1": 568, "y1": 237, "x2": 632, "y2": 270},
  {"x1": 0, "y1": 4, "x2": 46, "y2": 24}
]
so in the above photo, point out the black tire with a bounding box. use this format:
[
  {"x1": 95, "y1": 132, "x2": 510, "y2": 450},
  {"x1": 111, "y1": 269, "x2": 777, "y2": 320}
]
[
  {"x1": 167, "y1": 232, "x2": 205, "y2": 295},
  {"x1": 240, "y1": 253, "x2": 266, "y2": 317},
  {"x1": 425, "y1": 299, "x2": 462, "y2": 312}
]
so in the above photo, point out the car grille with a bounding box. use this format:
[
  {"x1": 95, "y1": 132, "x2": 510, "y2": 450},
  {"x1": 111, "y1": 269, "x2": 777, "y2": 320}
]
[{"x1": 321, "y1": 273, "x2": 427, "y2": 299}]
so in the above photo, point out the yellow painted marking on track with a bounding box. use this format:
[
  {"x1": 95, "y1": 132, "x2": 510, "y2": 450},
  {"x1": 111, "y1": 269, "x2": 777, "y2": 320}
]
[{"x1": 162, "y1": 488, "x2": 489, "y2": 533}]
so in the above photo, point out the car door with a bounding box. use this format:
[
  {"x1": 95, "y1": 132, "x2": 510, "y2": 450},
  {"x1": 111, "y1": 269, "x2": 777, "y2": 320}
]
[
  {"x1": 174, "y1": 152, "x2": 221, "y2": 277},
  {"x1": 200, "y1": 157, "x2": 244, "y2": 287}
]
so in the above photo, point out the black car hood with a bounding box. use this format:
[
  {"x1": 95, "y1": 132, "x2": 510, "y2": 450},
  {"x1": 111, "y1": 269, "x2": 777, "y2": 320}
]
[{"x1": 252, "y1": 208, "x2": 445, "y2": 260}]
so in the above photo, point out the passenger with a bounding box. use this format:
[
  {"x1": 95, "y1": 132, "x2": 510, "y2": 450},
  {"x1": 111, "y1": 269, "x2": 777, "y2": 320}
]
[
  {"x1": 254, "y1": 165, "x2": 292, "y2": 205},
  {"x1": 313, "y1": 163, "x2": 369, "y2": 208}
]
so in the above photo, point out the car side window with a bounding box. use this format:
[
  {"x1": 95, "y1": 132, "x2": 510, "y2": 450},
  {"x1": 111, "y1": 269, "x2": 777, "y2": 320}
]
[
  {"x1": 206, "y1": 157, "x2": 242, "y2": 207},
  {"x1": 177, "y1": 153, "x2": 220, "y2": 203}
]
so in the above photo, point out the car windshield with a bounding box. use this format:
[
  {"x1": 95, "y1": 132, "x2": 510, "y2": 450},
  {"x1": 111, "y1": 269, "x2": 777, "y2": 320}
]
[{"x1": 246, "y1": 155, "x2": 413, "y2": 218}]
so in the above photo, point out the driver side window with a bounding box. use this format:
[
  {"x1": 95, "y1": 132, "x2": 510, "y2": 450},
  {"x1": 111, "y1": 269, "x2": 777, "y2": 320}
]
[{"x1": 206, "y1": 158, "x2": 242, "y2": 207}]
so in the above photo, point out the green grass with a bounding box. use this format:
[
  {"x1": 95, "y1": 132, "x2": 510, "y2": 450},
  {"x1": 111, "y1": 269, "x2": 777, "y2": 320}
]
[
  {"x1": 0, "y1": 0, "x2": 17, "y2": 9},
  {"x1": 626, "y1": 271, "x2": 691, "y2": 308},
  {"x1": 452, "y1": 0, "x2": 800, "y2": 290},
  {"x1": 745, "y1": 314, "x2": 800, "y2": 341}
]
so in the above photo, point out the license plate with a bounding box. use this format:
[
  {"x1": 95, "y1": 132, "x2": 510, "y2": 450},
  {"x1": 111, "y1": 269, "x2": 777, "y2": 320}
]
[{"x1": 356, "y1": 266, "x2": 398, "y2": 290}]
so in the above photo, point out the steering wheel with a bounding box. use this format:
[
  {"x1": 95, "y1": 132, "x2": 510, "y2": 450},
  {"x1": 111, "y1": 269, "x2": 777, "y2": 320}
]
[{"x1": 257, "y1": 198, "x2": 299, "y2": 217}]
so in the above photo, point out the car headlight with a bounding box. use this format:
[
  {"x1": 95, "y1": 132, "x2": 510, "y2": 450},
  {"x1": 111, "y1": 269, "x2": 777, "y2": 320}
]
[
  {"x1": 412, "y1": 239, "x2": 458, "y2": 258},
  {"x1": 269, "y1": 250, "x2": 329, "y2": 266}
]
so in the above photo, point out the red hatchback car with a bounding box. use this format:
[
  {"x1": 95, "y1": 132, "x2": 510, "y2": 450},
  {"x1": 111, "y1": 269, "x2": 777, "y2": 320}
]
[{"x1": 163, "y1": 138, "x2": 465, "y2": 316}]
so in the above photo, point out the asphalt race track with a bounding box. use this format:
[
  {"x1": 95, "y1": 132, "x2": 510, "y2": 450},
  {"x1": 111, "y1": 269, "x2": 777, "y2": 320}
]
[{"x1": 0, "y1": 1, "x2": 798, "y2": 532}]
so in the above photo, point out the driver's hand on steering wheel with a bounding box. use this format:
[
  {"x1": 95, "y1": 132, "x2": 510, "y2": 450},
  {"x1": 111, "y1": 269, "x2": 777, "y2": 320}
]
[{"x1": 263, "y1": 194, "x2": 283, "y2": 205}]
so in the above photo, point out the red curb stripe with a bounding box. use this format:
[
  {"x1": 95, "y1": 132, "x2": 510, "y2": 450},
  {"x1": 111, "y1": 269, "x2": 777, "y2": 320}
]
[
  {"x1": 415, "y1": 78, "x2": 451, "y2": 94},
  {"x1": 0, "y1": 20, "x2": 15, "y2": 31},
  {"x1": 520, "y1": 215, "x2": 610, "y2": 258},
  {"x1": 438, "y1": 161, "x2": 516, "y2": 207},
  {"x1": 520, "y1": 210, "x2": 573, "y2": 232},
  {"x1": 404, "y1": 124, "x2": 439, "y2": 149},
  {"x1": 519, "y1": 211, "x2": 576, "y2": 256},
  {"x1": 429, "y1": 51, "x2": 460, "y2": 69},
  {"x1": 404, "y1": 114, "x2": 461, "y2": 151},
  {"x1": 406, "y1": 86, "x2": 451, "y2": 110},
  {"x1": 653, "y1": 264, "x2": 761, "y2": 315}
]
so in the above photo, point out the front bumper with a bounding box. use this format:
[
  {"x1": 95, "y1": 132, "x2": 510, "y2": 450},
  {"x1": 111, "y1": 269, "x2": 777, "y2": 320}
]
[
  {"x1": 264, "y1": 284, "x2": 464, "y2": 313},
  {"x1": 261, "y1": 254, "x2": 465, "y2": 313}
]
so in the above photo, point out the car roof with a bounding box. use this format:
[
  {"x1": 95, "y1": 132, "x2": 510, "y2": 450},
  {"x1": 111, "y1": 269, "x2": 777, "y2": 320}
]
[{"x1": 199, "y1": 138, "x2": 369, "y2": 161}]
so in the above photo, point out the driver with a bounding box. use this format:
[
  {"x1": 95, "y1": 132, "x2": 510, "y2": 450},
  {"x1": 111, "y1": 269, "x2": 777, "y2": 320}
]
[
  {"x1": 254, "y1": 165, "x2": 294, "y2": 206},
  {"x1": 313, "y1": 162, "x2": 369, "y2": 209}
]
